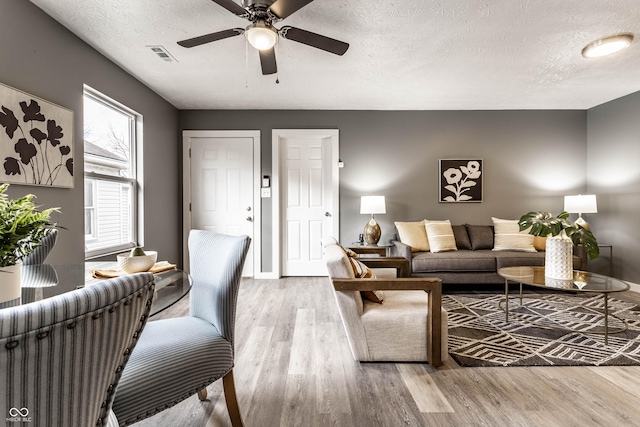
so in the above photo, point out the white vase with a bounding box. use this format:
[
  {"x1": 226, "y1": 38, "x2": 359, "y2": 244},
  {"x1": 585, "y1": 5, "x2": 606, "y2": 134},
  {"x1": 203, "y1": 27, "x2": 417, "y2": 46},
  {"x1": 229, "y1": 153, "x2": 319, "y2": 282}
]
[
  {"x1": 0, "y1": 261, "x2": 22, "y2": 304},
  {"x1": 545, "y1": 234, "x2": 573, "y2": 280}
]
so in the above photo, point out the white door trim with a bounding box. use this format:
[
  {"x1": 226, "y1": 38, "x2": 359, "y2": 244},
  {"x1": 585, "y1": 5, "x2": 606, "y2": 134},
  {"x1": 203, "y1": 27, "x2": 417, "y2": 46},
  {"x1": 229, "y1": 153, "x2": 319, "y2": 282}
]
[
  {"x1": 182, "y1": 130, "x2": 261, "y2": 276},
  {"x1": 271, "y1": 129, "x2": 339, "y2": 278}
]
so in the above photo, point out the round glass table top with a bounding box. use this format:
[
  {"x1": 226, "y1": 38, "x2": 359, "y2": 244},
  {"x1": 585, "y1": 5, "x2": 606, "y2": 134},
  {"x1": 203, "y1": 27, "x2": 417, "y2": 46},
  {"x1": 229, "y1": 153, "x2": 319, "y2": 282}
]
[
  {"x1": 15, "y1": 263, "x2": 191, "y2": 317},
  {"x1": 497, "y1": 266, "x2": 629, "y2": 293}
]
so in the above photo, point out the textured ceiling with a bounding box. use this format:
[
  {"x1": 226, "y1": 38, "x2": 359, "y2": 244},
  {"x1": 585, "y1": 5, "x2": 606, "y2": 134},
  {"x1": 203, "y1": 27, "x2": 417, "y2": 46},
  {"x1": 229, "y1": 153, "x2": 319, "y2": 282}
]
[{"x1": 30, "y1": 0, "x2": 640, "y2": 110}]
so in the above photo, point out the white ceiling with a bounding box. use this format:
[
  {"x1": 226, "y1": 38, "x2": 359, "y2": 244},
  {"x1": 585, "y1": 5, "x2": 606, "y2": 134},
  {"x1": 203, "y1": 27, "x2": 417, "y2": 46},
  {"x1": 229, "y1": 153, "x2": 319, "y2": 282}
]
[{"x1": 30, "y1": 0, "x2": 640, "y2": 110}]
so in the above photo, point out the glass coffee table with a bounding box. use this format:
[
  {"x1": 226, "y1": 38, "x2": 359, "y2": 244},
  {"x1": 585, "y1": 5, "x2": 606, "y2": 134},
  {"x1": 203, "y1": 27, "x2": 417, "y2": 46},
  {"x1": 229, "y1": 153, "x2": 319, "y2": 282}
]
[{"x1": 498, "y1": 266, "x2": 630, "y2": 345}]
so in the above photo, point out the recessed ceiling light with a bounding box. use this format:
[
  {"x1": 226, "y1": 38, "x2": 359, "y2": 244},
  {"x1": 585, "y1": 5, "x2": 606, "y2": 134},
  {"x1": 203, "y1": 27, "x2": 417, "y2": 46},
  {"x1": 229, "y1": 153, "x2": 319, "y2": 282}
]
[{"x1": 582, "y1": 33, "x2": 634, "y2": 58}]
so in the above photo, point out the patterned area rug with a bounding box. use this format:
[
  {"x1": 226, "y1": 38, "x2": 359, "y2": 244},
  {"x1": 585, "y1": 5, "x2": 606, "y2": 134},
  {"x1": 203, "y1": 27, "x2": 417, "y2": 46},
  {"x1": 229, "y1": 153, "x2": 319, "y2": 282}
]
[{"x1": 443, "y1": 293, "x2": 640, "y2": 367}]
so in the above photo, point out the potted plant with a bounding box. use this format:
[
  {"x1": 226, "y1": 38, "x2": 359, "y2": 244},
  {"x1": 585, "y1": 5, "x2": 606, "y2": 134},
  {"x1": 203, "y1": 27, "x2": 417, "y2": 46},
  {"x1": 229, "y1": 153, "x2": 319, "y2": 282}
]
[
  {"x1": 518, "y1": 211, "x2": 599, "y2": 280},
  {"x1": 0, "y1": 183, "x2": 58, "y2": 303}
]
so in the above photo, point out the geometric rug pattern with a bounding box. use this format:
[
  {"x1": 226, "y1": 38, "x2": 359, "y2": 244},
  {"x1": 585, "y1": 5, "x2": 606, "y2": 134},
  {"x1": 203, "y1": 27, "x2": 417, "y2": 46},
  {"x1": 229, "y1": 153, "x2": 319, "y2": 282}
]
[{"x1": 443, "y1": 293, "x2": 640, "y2": 367}]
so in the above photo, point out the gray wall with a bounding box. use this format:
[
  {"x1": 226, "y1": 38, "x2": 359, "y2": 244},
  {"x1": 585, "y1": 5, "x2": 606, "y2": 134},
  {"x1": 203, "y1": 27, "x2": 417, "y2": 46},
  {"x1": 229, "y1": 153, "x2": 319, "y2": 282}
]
[
  {"x1": 9, "y1": 2, "x2": 634, "y2": 282},
  {"x1": 1, "y1": 1, "x2": 181, "y2": 265},
  {"x1": 181, "y1": 110, "x2": 587, "y2": 273},
  {"x1": 587, "y1": 91, "x2": 640, "y2": 282}
]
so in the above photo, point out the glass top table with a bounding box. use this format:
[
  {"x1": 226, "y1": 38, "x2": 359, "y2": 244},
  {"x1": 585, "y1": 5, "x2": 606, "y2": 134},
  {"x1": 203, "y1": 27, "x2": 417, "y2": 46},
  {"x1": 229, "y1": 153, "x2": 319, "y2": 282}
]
[
  {"x1": 14, "y1": 262, "x2": 191, "y2": 317},
  {"x1": 498, "y1": 266, "x2": 630, "y2": 344}
]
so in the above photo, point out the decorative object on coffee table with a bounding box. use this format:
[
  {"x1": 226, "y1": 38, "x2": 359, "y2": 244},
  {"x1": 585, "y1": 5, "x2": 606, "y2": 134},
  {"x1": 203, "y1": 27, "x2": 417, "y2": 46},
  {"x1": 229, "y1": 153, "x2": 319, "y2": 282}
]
[
  {"x1": 439, "y1": 159, "x2": 483, "y2": 202},
  {"x1": 360, "y1": 195, "x2": 386, "y2": 245},
  {"x1": 564, "y1": 194, "x2": 598, "y2": 231},
  {"x1": 519, "y1": 211, "x2": 599, "y2": 280}
]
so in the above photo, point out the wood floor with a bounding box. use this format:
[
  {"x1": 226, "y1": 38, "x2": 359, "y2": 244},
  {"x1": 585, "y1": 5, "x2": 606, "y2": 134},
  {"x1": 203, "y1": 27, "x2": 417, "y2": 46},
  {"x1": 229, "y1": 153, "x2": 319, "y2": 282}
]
[{"x1": 132, "y1": 277, "x2": 640, "y2": 426}]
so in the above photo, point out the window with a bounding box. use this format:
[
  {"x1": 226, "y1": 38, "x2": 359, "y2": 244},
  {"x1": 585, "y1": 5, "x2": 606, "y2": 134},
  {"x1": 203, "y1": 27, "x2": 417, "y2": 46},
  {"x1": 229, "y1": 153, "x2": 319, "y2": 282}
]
[{"x1": 83, "y1": 86, "x2": 141, "y2": 258}]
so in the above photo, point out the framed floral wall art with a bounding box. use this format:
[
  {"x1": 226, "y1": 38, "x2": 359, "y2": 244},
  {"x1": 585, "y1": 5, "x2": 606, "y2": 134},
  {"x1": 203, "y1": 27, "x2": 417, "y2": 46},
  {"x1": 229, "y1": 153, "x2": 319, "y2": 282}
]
[
  {"x1": 439, "y1": 159, "x2": 483, "y2": 202},
  {"x1": 0, "y1": 82, "x2": 74, "y2": 188}
]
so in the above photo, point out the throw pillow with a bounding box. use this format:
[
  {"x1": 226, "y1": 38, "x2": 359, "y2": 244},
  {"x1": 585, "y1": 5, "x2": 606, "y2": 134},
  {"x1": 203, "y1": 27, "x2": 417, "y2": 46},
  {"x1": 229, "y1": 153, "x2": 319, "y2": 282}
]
[
  {"x1": 465, "y1": 224, "x2": 494, "y2": 250},
  {"x1": 425, "y1": 220, "x2": 457, "y2": 253},
  {"x1": 337, "y1": 245, "x2": 384, "y2": 304},
  {"x1": 395, "y1": 220, "x2": 429, "y2": 252},
  {"x1": 491, "y1": 217, "x2": 536, "y2": 252},
  {"x1": 452, "y1": 225, "x2": 472, "y2": 250}
]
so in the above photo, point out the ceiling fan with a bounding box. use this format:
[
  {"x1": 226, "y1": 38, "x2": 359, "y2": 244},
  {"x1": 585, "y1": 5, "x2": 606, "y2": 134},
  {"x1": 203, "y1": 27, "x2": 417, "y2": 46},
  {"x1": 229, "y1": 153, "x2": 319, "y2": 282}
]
[{"x1": 177, "y1": 0, "x2": 349, "y2": 75}]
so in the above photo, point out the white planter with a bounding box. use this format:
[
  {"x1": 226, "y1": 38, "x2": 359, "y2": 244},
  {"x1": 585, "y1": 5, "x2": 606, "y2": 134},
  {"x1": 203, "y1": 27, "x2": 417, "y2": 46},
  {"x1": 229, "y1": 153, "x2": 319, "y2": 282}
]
[
  {"x1": 0, "y1": 261, "x2": 22, "y2": 304},
  {"x1": 545, "y1": 234, "x2": 573, "y2": 280}
]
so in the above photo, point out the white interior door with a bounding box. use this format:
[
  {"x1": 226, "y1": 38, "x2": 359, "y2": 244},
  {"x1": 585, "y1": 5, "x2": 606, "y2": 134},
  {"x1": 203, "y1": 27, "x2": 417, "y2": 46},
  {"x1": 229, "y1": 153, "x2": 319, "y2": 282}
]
[
  {"x1": 273, "y1": 129, "x2": 339, "y2": 277},
  {"x1": 183, "y1": 131, "x2": 260, "y2": 276}
]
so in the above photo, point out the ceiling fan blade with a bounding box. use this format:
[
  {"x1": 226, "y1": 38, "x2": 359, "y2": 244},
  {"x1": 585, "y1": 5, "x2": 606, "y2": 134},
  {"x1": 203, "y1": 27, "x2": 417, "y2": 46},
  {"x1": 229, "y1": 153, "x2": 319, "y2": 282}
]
[
  {"x1": 210, "y1": 0, "x2": 249, "y2": 17},
  {"x1": 280, "y1": 26, "x2": 349, "y2": 55},
  {"x1": 259, "y1": 47, "x2": 278, "y2": 75},
  {"x1": 269, "y1": 0, "x2": 314, "y2": 19},
  {"x1": 177, "y1": 28, "x2": 244, "y2": 48}
]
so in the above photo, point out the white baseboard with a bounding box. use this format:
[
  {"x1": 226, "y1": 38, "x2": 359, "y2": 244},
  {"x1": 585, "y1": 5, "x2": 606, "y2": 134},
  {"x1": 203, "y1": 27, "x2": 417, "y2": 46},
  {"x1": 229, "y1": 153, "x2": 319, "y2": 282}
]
[{"x1": 627, "y1": 280, "x2": 640, "y2": 294}]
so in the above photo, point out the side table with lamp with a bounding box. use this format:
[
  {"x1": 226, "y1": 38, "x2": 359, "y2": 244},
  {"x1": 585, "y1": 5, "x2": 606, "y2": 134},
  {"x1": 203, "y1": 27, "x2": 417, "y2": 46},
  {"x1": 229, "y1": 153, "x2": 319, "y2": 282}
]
[
  {"x1": 564, "y1": 194, "x2": 610, "y2": 273},
  {"x1": 564, "y1": 194, "x2": 598, "y2": 231}
]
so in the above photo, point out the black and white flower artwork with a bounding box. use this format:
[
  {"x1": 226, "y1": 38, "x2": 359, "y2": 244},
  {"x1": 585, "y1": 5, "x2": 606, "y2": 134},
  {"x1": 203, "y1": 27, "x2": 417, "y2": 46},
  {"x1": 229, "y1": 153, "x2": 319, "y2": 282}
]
[
  {"x1": 439, "y1": 159, "x2": 483, "y2": 202},
  {"x1": 0, "y1": 83, "x2": 74, "y2": 188}
]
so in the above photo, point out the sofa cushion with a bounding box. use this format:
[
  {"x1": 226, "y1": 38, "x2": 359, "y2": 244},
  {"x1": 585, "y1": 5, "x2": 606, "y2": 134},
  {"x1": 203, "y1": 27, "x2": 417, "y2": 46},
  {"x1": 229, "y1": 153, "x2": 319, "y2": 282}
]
[
  {"x1": 395, "y1": 220, "x2": 429, "y2": 252},
  {"x1": 425, "y1": 220, "x2": 457, "y2": 253},
  {"x1": 452, "y1": 225, "x2": 472, "y2": 250},
  {"x1": 494, "y1": 251, "x2": 546, "y2": 269},
  {"x1": 412, "y1": 250, "x2": 496, "y2": 272},
  {"x1": 495, "y1": 252, "x2": 583, "y2": 270},
  {"x1": 465, "y1": 225, "x2": 494, "y2": 250},
  {"x1": 492, "y1": 217, "x2": 536, "y2": 252}
]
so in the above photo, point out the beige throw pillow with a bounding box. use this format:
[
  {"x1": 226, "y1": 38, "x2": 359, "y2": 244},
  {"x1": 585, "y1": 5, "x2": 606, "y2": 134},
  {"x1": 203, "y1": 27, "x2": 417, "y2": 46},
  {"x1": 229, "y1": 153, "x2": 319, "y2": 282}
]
[
  {"x1": 492, "y1": 217, "x2": 536, "y2": 252},
  {"x1": 337, "y1": 244, "x2": 384, "y2": 304},
  {"x1": 425, "y1": 220, "x2": 457, "y2": 253},
  {"x1": 395, "y1": 220, "x2": 429, "y2": 252}
]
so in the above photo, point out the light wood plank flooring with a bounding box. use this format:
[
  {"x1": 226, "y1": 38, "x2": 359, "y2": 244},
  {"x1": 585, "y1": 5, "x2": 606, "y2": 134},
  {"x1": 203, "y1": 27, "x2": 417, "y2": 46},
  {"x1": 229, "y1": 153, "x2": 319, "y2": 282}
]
[{"x1": 132, "y1": 277, "x2": 640, "y2": 426}]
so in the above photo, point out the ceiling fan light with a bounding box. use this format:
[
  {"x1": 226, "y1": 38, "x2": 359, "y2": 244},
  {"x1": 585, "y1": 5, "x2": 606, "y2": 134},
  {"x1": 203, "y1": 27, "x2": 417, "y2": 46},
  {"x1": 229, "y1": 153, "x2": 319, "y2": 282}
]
[
  {"x1": 246, "y1": 23, "x2": 278, "y2": 51},
  {"x1": 582, "y1": 33, "x2": 634, "y2": 58}
]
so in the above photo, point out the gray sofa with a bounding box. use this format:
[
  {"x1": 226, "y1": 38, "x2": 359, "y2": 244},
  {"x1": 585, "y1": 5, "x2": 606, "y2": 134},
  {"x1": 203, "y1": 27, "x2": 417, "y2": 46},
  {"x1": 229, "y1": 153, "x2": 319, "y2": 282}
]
[{"x1": 391, "y1": 224, "x2": 584, "y2": 285}]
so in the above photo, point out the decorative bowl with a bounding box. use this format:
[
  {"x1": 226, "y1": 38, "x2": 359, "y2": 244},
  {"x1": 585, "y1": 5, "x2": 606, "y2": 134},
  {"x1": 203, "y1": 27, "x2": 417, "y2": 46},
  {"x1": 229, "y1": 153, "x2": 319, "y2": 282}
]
[{"x1": 117, "y1": 250, "x2": 158, "y2": 273}]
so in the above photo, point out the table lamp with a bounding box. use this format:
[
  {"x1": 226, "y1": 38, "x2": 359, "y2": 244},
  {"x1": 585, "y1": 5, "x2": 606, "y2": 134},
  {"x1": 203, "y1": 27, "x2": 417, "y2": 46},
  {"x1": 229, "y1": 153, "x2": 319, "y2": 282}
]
[
  {"x1": 360, "y1": 196, "x2": 386, "y2": 245},
  {"x1": 564, "y1": 194, "x2": 597, "y2": 231}
]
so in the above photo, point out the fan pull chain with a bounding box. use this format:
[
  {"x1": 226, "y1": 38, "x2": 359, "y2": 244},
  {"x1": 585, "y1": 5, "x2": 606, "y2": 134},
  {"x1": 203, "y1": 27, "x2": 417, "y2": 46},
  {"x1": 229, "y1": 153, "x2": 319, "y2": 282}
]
[
  {"x1": 245, "y1": 37, "x2": 249, "y2": 89},
  {"x1": 275, "y1": 38, "x2": 280, "y2": 84}
]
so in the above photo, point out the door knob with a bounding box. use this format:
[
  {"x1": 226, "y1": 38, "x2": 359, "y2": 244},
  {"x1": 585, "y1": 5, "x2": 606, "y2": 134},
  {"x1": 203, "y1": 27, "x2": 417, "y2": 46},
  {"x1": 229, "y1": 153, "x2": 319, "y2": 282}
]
[
  {"x1": 247, "y1": 206, "x2": 252, "y2": 211},
  {"x1": 246, "y1": 217, "x2": 253, "y2": 222},
  {"x1": 325, "y1": 212, "x2": 331, "y2": 217}
]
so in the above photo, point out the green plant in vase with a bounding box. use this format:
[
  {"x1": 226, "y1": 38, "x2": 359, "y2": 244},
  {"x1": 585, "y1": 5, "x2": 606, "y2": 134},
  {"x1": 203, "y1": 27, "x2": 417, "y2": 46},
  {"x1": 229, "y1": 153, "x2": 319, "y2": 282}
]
[
  {"x1": 0, "y1": 183, "x2": 59, "y2": 268},
  {"x1": 518, "y1": 211, "x2": 599, "y2": 260}
]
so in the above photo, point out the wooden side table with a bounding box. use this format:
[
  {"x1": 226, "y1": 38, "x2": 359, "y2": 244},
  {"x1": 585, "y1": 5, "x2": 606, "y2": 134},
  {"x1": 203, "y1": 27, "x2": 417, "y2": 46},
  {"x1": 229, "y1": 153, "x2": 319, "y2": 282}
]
[
  {"x1": 599, "y1": 244, "x2": 613, "y2": 276},
  {"x1": 357, "y1": 257, "x2": 410, "y2": 278},
  {"x1": 347, "y1": 245, "x2": 391, "y2": 257}
]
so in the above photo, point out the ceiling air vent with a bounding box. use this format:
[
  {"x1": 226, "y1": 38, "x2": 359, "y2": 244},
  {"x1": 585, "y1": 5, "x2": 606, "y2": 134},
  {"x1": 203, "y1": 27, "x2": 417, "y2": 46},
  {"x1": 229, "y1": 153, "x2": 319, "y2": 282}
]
[{"x1": 147, "y1": 45, "x2": 177, "y2": 63}]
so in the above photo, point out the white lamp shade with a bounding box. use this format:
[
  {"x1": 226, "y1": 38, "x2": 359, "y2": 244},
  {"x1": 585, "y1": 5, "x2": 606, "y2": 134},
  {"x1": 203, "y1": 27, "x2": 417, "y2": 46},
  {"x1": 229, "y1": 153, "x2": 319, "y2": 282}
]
[
  {"x1": 360, "y1": 196, "x2": 386, "y2": 215},
  {"x1": 564, "y1": 194, "x2": 598, "y2": 214}
]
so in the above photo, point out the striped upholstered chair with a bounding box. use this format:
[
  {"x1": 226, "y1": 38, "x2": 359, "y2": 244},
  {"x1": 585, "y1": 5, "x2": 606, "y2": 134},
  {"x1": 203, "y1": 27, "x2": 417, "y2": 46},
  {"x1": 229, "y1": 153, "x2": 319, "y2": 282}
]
[
  {"x1": 0, "y1": 272, "x2": 155, "y2": 427},
  {"x1": 112, "y1": 231, "x2": 251, "y2": 427},
  {"x1": 21, "y1": 228, "x2": 58, "y2": 265}
]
